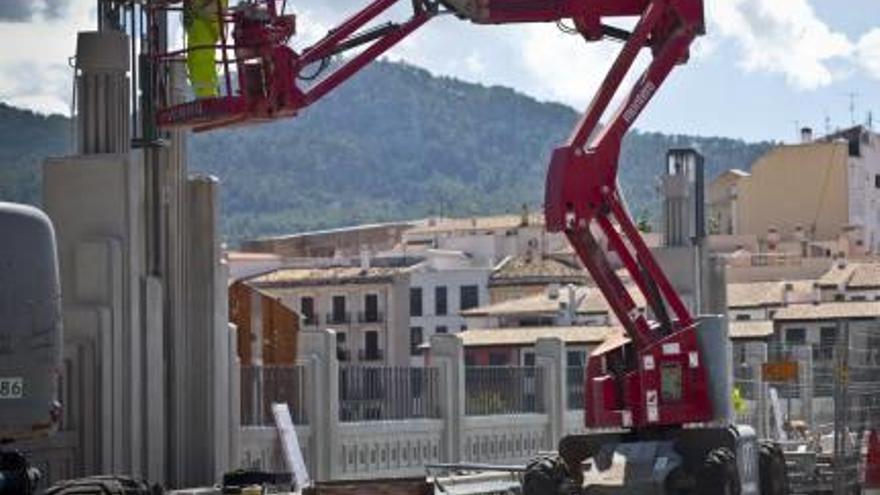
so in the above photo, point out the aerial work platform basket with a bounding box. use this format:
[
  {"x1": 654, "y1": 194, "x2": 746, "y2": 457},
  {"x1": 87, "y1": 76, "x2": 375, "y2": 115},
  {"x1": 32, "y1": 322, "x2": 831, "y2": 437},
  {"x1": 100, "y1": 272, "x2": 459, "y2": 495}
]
[{"x1": 149, "y1": 0, "x2": 303, "y2": 132}]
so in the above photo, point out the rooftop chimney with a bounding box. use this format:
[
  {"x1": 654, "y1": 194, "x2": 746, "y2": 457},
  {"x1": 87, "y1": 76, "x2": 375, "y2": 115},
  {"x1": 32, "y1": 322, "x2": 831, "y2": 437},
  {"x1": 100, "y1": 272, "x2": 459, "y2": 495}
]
[
  {"x1": 801, "y1": 127, "x2": 813, "y2": 143},
  {"x1": 359, "y1": 246, "x2": 370, "y2": 271}
]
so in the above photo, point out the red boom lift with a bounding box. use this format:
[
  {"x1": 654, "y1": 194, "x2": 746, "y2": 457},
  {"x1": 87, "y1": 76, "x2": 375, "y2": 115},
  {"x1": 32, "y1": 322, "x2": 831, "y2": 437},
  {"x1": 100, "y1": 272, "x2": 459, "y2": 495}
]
[{"x1": 147, "y1": 1, "x2": 789, "y2": 493}]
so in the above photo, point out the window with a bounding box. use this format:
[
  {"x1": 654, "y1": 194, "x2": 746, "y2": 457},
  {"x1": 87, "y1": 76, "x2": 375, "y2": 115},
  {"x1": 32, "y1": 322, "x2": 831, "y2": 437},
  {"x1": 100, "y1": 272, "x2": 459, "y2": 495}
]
[
  {"x1": 364, "y1": 294, "x2": 379, "y2": 322},
  {"x1": 300, "y1": 296, "x2": 315, "y2": 325},
  {"x1": 785, "y1": 327, "x2": 806, "y2": 347},
  {"x1": 363, "y1": 330, "x2": 381, "y2": 361},
  {"x1": 875, "y1": 174, "x2": 880, "y2": 189},
  {"x1": 850, "y1": 295, "x2": 867, "y2": 302},
  {"x1": 435, "y1": 286, "x2": 448, "y2": 315},
  {"x1": 436, "y1": 325, "x2": 448, "y2": 334},
  {"x1": 818, "y1": 326, "x2": 837, "y2": 360},
  {"x1": 460, "y1": 285, "x2": 479, "y2": 311},
  {"x1": 410, "y1": 327, "x2": 423, "y2": 356},
  {"x1": 523, "y1": 352, "x2": 536, "y2": 366},
  {"x1": 331, "y1": 295, "x2": 347, "y2": 323},
  {"x1": 735, "y1": 314, "x2": 752, "y2": 321},
  {"x1": 567, "y1": 351, "x2": 585, "y2": 367},
  {"x1": 410, "y1": 288, "x2": 423, "y2": 317},
  {"x1": 460, "y1": 324, "x2": 467, "y2": 332}
]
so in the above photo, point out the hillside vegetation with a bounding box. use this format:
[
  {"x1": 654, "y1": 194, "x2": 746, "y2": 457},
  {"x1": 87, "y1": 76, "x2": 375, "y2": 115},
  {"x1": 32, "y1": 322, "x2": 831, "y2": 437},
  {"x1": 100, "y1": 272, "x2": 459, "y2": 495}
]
[{"x1": 0, "y1": 61, "x2": 773, "y2": 243}]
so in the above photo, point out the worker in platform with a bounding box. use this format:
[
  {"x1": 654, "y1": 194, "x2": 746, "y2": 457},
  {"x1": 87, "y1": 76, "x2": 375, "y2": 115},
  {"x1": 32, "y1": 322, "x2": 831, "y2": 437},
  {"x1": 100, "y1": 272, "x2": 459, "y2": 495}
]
[{"x1": 185, "y1": 0, "x2": 227, "y2": 98}]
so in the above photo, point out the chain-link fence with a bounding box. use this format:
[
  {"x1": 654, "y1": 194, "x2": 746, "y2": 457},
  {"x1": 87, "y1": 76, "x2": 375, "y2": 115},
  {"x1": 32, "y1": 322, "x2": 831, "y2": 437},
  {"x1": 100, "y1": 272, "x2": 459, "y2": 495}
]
[{"x1": 732, "y1": 323, "x2": 880, "y2": 495}]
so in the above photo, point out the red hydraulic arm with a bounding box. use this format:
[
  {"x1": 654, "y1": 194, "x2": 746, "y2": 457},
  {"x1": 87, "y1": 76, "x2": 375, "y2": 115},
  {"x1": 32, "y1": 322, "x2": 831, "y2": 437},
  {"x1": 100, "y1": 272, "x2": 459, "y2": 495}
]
[{"x1": 153, "y1": 0, "x2": 711, "y2": 430}]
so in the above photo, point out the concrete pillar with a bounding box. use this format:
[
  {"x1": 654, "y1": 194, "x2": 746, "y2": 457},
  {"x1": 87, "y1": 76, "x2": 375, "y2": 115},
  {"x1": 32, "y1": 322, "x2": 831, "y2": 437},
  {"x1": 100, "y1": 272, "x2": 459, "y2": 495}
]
[
  {"x1": 143, "y1": 276, "x2": 165, "y2": 483},
  {"x1": 535, "y1": 338, "x2": 565, "y2": 449},
  {"x1": 430, "y1": 334, "x2": 465, "y2": 463},
  {"x1": 296, "y1": 330, "x2": 339, "y2": 482},
  {"x1": 75, "y1": 31, "x2": 130, "y2": 154},
  {"x1": 176, "y1": 175, "x2": 233, "y2": 486}
]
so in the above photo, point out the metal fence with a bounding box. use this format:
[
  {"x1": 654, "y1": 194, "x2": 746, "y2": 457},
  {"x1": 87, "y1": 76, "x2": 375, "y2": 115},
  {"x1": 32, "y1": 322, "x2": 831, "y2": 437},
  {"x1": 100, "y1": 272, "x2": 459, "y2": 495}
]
[
  {"x1": 566, "y1": 366, "x2": 585, "y2": 411},
  {"x1": 339, "y1": 366, "x2": 441, "y2": 422},
  {"x1": 732, "y1": 327, "x2": 880, "y2": 495},
  {"x1": 465, "y1": 366, "x2": 545, "y2": 416},
  {"x1": 241, "y1": 365, "x2": 309, "y2": 426}
]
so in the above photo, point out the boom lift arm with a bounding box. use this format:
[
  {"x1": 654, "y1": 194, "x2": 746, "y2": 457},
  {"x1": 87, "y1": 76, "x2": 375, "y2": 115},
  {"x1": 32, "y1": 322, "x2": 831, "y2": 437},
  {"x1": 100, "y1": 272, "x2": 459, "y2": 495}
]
[{"x1": 153, "y1": 0, "x2": 711, "y2": 430}]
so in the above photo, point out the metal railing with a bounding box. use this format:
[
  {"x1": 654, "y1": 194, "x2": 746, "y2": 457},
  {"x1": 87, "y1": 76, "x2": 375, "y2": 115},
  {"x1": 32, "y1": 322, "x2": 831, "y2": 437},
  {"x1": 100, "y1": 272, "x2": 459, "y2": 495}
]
[
  {"x1": 339, "y1": 366, "x2": 441, "y2": 422},
  {"x1": 566, "y1": 366, "x2": 585, "y2": 410},
  {"x1": 241, "y1": 365, "x2": 309, "y2": 426},
  {"x1": 357, "y1": 349, "x2": 384, "y2": 361},
  {"x1": 357, "y1": 311, "x2": 384, "y2": 323},
  {"x1": 326, "y1": 312, "x2": 351, "y2": 324},
  {"x1": 465, "y1": 366, "x2": 545, "y2": 416}
]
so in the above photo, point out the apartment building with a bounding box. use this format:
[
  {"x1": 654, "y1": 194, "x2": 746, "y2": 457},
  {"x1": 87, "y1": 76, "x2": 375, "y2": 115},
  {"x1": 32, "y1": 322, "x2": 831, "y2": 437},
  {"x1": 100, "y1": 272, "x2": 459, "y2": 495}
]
[
  {"x1": 709, "y1": 126, "x2": 880, "y2": 254},
  {"x1": 815, "y1": 261, "x2": 880, "y2": 301},
  {"x1": 247, "y1": 260, "x2": 418, "y2": 366},
  {"x1": 407, "y1": 250, "x2": 491, "y2": 365},
  {"x1": 727, "y1": 280, "x2": 817, "y2": 321},
  {"x1": 773, "y1": 301, "x2": 880, "y2": 357},
  {"x1": 241, "y1": 221, "x2": 416, "y2": 258},
  {"x1": 489, "y1": 254, "x2": 588, "y2": 303},
  {"x1": 403, "y1": 211, "x2": 569, "y2": 265}
]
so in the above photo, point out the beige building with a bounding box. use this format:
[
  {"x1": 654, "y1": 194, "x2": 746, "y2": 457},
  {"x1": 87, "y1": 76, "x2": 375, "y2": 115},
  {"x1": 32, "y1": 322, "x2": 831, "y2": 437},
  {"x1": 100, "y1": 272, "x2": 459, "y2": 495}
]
[
  {"x1": 248, "y1": 261, "x2": 419, "y2": 366},
  {"x1": 242, "y1": 221, "x2": 415, "y2": 258},
  {"x1": 709, "y1": 126, "x2": 880, "y2": 254}
]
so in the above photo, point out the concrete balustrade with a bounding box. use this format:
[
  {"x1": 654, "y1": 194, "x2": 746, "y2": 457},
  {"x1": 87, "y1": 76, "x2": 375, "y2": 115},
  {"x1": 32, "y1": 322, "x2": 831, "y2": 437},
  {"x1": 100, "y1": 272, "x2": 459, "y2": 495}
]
[{"x1": 239, "y1": 330, "x2": 576, "y2": 481}]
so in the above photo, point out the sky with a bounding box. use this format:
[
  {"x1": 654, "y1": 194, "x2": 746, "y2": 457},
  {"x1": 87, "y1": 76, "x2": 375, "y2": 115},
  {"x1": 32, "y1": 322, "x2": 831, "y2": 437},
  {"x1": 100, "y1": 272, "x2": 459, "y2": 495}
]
[{"x1": 0, "y1": 0, "x2": 878, "y2": 143}]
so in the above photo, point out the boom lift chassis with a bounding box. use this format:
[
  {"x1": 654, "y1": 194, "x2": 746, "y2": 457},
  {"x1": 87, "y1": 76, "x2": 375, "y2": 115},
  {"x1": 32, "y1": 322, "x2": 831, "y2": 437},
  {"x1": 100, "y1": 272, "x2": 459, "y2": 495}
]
[{"x1": 144, "y1": 0, "x2": 789, "y2": 493}]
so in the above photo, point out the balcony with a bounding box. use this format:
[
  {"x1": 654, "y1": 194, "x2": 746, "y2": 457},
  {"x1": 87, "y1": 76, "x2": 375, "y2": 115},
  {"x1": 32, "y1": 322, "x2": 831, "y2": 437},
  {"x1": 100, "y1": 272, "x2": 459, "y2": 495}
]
[
  {"x1": 358, "y1": 349, "x2": 385, "y2": 362},
  {"x1": 326, "y1": 312, "x2": 351, "y2": 325},
  {"x1": 357, "y1": 311, "x2": 384, "y2": 323}
]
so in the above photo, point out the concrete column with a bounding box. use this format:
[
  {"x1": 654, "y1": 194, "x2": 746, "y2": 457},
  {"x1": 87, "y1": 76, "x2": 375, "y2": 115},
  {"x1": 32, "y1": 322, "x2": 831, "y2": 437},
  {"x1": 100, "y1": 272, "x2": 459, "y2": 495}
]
[
  {"x1": 430, "y1": 334, "x2": 465, "y2": 463},
  {"x1": 296, "y1": 330, "x2": 339, "y2": 482},
  {"x1": 228, "y1": 323, "x2": 242, "y2": 470},
  {"x1": 75, "y1": 31, "x2": 130, "y2": 154},
  {"x1": 535, "y1": 338, "x2": 565, "y2": 449},
  {"x1": 177, "y1": 175, "x2": 233, "y2": 486}
]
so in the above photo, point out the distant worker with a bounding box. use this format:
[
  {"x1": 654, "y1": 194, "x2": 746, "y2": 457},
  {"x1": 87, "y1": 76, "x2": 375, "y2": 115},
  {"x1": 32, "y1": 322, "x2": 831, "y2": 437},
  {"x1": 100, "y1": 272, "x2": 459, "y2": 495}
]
[
  {"x1": 184, "y1": 0, "x2": 227, "y2": 98},
  {"x1": 732, "y1": 386, "x2": 747, "y2": 415}
]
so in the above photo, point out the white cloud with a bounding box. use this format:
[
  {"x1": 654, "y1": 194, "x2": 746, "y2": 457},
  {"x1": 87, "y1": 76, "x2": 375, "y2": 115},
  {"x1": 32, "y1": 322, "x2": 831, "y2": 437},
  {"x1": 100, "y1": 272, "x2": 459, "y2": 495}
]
[
  {"x1": 855, "y1": 28, "x2": 880, "y2": 80},
  {"x1": 0, "y1": 0, "x2": 874, "y2": 118},
  {"x1": 707, "y1": 0, "x2": 853, "y2": 90},
  {"x1": 0, "y1": 0, "x2": 93, "y2": 114}
]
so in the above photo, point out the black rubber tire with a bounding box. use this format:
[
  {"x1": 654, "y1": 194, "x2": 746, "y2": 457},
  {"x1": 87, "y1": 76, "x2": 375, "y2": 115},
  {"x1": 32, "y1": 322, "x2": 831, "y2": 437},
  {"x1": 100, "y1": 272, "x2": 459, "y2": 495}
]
[
  {"x1": 522, "y1": 455, "x2": 578, "y2": 495},
  {"x1": 696, "y1": 447, "x2": 741, "y2": 495},
  {"x1": 759, "y1": 441, "x2": 789, "y2": 495}
]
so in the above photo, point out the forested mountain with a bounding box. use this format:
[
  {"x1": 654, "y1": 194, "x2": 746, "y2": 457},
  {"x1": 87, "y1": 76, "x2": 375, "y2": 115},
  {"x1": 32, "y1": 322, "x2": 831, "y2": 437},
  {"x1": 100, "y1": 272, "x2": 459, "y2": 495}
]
[{"x1": 0, "y1": 61, "x2": 773, "y2": 244}]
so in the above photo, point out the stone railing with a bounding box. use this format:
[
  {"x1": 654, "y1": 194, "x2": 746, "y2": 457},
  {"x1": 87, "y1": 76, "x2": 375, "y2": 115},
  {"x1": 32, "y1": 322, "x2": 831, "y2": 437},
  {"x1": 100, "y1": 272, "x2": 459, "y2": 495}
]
[{"x1": 238, "y1": 330, "x2": 572, "y2": 482}]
